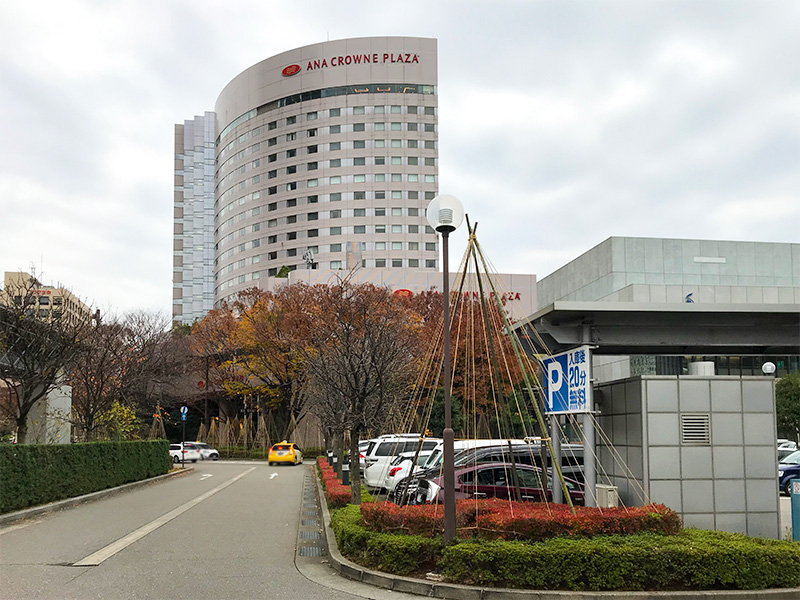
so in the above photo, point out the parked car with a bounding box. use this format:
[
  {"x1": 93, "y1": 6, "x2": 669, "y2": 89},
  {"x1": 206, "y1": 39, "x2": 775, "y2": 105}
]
[
  {"x1": 414, "y1": 462, "x2": 585, "y2": 506},
  {"x1": 169, "y1": 443, "x2": 201, "y2": 464},
  {"x1": 778, "y1": 450, "x2": 800, "y2": 495},
  {"x1": 381, "y1": 450, "x2": 435, "y2": 496},
  {"x1": 268, "y1": 441, "x2": 303, "y2": 466},
  {"x1": 362, "y1": 437, "x2": 441, "y2": 489},
  {"x1": 193, "y1": 442, "x2": 220, "y2": 461}
]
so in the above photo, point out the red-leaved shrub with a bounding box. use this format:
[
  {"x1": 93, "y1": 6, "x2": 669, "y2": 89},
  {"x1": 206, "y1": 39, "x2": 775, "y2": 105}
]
[{"x1": 317, "y1": 456, "x2": 352, "y2": 508}]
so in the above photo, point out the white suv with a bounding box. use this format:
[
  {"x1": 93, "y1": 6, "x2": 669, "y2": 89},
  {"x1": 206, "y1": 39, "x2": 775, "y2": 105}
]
[
  {"x1": 361, "y1": 436, "x2": 441, "y2": 490},
  {"x1": 169, "y1": 443, "x2": 201, "y2": 464},
  {"x1": 192, "y1": 442, "x2": 220, "y2": 461}
]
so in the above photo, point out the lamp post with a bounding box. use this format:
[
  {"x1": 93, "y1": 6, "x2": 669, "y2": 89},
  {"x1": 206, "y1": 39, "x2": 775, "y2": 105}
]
[{"x1": 427, "y1": 194, "x2": 464, "y2": 543}]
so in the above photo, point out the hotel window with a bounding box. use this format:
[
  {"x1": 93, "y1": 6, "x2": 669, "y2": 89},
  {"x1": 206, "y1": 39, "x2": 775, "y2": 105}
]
[
  {"x1": 330, "y1": 192, "x2": 342, "y2": 201},
  {"x1": 354, "y1": 174, "x2": 366, "y2": 183},
  {"x1": 308, "y1": 229, "x2": 318, "y2": 238},
  {"x1": 375, "y1": 224, "x2": 386, "y2": 233},
  {"x1": 330, "y1": 142, "x2": 341, "y2": 151},
  {"x1": 425, "y1": 192, "x2": 436, "y2": 201},
  {"x1": 375, "y1": 174, "x2": 386, "y2": 182},
  {"x1": 354, "y1": 225, "x2": 366, "y2": 234},
  {"x1": 375, "y1": 140, "x2": 385, "y2": 148},
  {"x1": 391, "y1": 208, "x2": 402, "y2": 216},
  {"x1": 330, "y1": 243, "x2": 342, "y2": 252},
  {"x1": 331, "y1": 261, "x2": 342, "y2": 269},
  {"x1": 286, "y1": 132, "x2": 296, "y2": 141},
  {"x1": 354, "y1": 191, "x2": 366, "y2": 200},
  {"x1": 391, "y1": 156, "x2": 402, "y2": 165},
  {"x1": 269, "y1": 251, "x2": 278, "y2": 260},
  {"x1": 392, "y1": 225, "x2": 402, "y2": 233},
  {"x1": 308, "y1": 212, "x2": 318, "y2": 221},
  {"x1": 375, "y1": 242, "x2": 386, "y2": 250},
  {"x1": 426, "y1": 242, "x2": 436, "y2": 251},
  {"x1": 268, "y1": 153, "x2": 277, "y2": 162},
  {"x1": 287, "y1": 116, "x2": 296, "y2": 125},
  {"x1": 287, "y1": 148, "x2": 296, "y2": 158},
  {"x1": 287, "y1": 182, "x2": 297, "y2": 191},
  {"x1": 288, "y1": 231, "x2": 297, "y2": 240},
  {"x1": 374, "y1": 105, "x2": 385, "y2": 114},
  {"x1": 407, "y1": 123, "x2": 418, "y2": 132},
  {"x1": 375, "y1": 191, "x2": 386, "y2": 199},
  {"x1": 307, "y1": 161, "x2": 318, "y2": 170},
  {"x1": 287, "y1": 215, "x2": 297, "y2": 224},
  {"x1": 268, "y1": 137, "x2": 277, "y2": 146},
  {"x1": 408, "y1": 174, "x2": 419, "y2": 182},
  {"x1": 329, "y1": 176, "x2": 341, "y2": 184},
  {"x1": 408, "y1": 225, "x2": 419, "y2": 233},
  {"x1": 407, "y1": 157, "x2": 418, "y2": 166},
  {"x1": 424, "y1": 107, "x2": 435, "y2": 115},
  {"x1": 354, "y1": 140, "x2": 366, "y2": 149},
  {"x1": 287, "y1": 248, "x2": 297, "y2": 257},
  {"x1": 268, "y1": 267, "x2": 277, "y2": 276},
  {"x1": 353, "y1": 106, "x2": 365, "y2": 114},
  {"x1": 330, "y1": 158, "x2": 341, "y2": 168},
  {"x1": 286, "y1": 165, "x2": 297, "y2": 174},
  {"x1": 354, "y1": 208, "x2": 366, "y2": 217},
  {"x1": 353, "y1": 123, "x2": 365, "y2": 132},
  {"x1": 375, "y1": 156, "x2": 385, "y2": 165},
  {"x1": 330, "y1": 209, "x2": 341, "y2": 218},
  {"x1": 375, "y1": 208, "x2": 386, "y2": 216},
  {"x1": 426, "y1": 259, "x2": 436, "y2": 268},
  {"x1": 252, "y1": 206, "x2": 261, "y2": 215},
  {"x1": 408, "y1": 140, "x2": 418, "y2": 148},
  {"x1": 307, "y1": 112, "x2": 317, "y2": 121},
  {"x1": 375, "y1": 259, "x2": 386, "y2": 267},
  {"x1": 287, "y1": 198, "x2": 297, "y2": 207},
  {"x1": 425, "y1": 157, "x2": 436, "y2": 166},
  {"x1": 252, "y1": 239, "x2": 260, "y2": 248},
  {"x1": 424, "y1": 141, "x2": 435, "y2": 149},
  {"x1": 307, "y1": 179, "x2": 318, "y2": 187},
  {"x1": 391, "y1": 105, "x2": 401, "y2": 114},
  {"x1": 308, "y1": 145, "x2": 318, "y2": 153},
  {"x1": 425, "y1": 175, "x2": 436, "y2": 183},
  {"x1": 391, "y1": 191, "x2": 402, "y2": 199},
  {"x1": 307, "y1": 128, "x2": 317, "y2": 137},
  {"x1": 407, "y1": 105, "x2": 418, "y2": 114},
  {"x1": 374, "y1": 123, "x2": 385, "y2": 131},
  {"x1": 252, "y1": 223, "x2": 260, "y2": 232},
  {"x1": 424, "y1": 124, "x2": 435, "y2": 133},
  {"x1": 308, "y1": 195, "x2": 318, "y2": 203},
  {"x1": 391, "y1": 173, "x2": 402, "y2": 182},
  {"x1": 329, "y1": 108, "x2": 341, "y2": 117},
  {"x1": 268, "y1": 186, "x2": 277, "y2": 195},
  {"x1": 330, "y1": 125, "x2": 341, "y2": 134},
  {"x1": 354, "y1": 157, "x2": 366, "y2": 166},
  {"x1": 392, "y1": 242, "x2": 402, "y2": 250},
  {"x1": 408, "y1": 241, "x2": 419, "y2": 250},
  {"x1": 238, "y1": 275, "x2": 245, "y2": 283},
  {"x1": 408, "y1": 259, "x2": 419, "y2": 268},
  {"x1": 268, "y1": 202, "x2": 277, "y2": 211},
  {"x1": 392, "y1": 259, "x2": 403, "y2": 268},
  {"x1": 268, "y1": 235, "x2": 277, "y2": 244},
  {"x1": 330, "y1": 226, "x2": 342, "y2": 235},
  {"x1": 268, "y1": 120, "x2": 277, "y2": 130},
  {"x1": 391, "y1": 122, "x2": 402, "y2": 131},
  {"x1": 391, "y1": 139, "x2": 402, "y2": 148}
]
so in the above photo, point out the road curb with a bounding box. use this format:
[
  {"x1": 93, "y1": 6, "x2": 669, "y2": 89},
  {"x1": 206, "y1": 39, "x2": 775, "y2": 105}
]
[
  {"x1": 0, "y1": 467, "x2": 194, "y2": 526},
  {"x1": 315, "y1": 473, "x2": 800, "y2": 600}
]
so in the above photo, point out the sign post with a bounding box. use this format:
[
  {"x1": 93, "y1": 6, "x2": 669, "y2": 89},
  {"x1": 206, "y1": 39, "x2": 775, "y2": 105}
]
[
  {"x1": 792, "y1": 479, "x2": 800, "y2": 542},
  {"x1": 542, "y1": 346, "x2": 595, "y2": 506},
  {"x1": 180, "y1": 406, "x2": 188, "y2": 469}
]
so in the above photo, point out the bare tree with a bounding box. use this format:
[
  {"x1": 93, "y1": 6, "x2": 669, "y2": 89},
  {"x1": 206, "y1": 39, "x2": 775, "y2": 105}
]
[
  {"x1": 0, "y1": 276, "x2": 90, "y2": 443},
  {"x1": 303, "y1": 279, "x2": 421, "y2": 503}
]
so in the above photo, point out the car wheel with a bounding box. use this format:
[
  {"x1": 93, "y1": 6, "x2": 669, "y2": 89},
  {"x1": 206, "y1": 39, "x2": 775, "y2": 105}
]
[
  {"x1": 784, "y1": 480, "x2": 792, "y2": 496},
  {"x1": 192, "y1": 459, "x2": 197, "y2": 463},
  {"x1": 173, "y1": 455, "x2": 180, "y2": 464},
  {"x1": 212, "y1": 455, "x2": 219, "y2": 461}
]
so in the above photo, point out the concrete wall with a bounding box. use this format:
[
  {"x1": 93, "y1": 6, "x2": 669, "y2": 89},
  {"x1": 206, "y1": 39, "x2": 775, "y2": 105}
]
[{"x1": 596, "y1": 375, "x2": 780, "y2": 538}]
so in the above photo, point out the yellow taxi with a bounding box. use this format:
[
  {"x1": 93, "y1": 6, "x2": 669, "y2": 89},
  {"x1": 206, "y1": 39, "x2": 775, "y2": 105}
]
[{"x1": 268, "y1": 441, "x2": 303, "y2": 466}]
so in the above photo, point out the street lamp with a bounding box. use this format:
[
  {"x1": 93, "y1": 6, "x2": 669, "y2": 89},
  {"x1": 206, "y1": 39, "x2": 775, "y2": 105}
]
[{"x1": 427, "y1": 194, "x2": 464, "y2": 543}]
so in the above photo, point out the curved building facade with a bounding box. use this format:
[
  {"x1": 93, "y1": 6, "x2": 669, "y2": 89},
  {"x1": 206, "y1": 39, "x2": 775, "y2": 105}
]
[{"x1": 211, "y1": 36, "x2": 439, "y2": 306}]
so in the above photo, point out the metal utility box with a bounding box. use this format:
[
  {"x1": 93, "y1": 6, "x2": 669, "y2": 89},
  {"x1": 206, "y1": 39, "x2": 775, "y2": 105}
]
[{"x1": 596, "y1": 484, "x2": 619, "y2": 508}]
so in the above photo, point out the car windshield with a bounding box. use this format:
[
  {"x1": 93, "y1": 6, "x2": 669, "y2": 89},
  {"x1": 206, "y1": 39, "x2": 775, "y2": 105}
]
[{"x1": 780, "y1": 450, "x2": 800, "y2": 465}]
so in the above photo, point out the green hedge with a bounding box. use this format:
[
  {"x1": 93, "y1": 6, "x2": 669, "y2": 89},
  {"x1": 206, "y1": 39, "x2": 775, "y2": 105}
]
[
  {"x1": 0, "y1": 440, "x2": 171, "y2": 514},
  {"x1": 330, "y1": 505, "x2": 800, "y2": 590}
]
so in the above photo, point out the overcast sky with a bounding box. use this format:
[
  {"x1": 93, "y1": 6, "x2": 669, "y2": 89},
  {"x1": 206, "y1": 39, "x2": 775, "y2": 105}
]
[{"x1": 1, "y1": 1, "x2": 798, "y2": 315}]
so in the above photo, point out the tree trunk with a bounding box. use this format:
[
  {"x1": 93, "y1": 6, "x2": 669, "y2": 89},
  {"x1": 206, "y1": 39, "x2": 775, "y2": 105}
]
[
  {"x1": 349, "y1": 429, "x2": 362, "y2": 505},
  {"x1": 16, "y1": 419, "x2": 28, "y2": 444}
]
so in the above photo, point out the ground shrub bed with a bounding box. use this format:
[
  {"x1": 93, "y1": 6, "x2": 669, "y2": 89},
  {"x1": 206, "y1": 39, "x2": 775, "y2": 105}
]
[
  {"x1": 360, "y1": 498, "x2": 681, "y2": 540},
  {"x1": 0, "y1": 440, "x2": 171, "y2": 514},
  {"x1": 331, "y1": 504, "x2": 800, "y2": 590},
  {"x1": 317, "y1": 456, "x2": 372, "y2": 507}
]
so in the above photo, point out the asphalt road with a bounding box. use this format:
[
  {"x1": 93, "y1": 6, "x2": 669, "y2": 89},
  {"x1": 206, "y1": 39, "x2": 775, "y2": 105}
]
[{"x1": 0, "y1": 461, "x2": 417, "y2": 600}]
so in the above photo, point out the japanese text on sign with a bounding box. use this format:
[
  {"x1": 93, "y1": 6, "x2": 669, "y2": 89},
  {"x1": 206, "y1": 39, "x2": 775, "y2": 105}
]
[{"x1": 542, "y1": 346, "x2": 592, "y2": 414}]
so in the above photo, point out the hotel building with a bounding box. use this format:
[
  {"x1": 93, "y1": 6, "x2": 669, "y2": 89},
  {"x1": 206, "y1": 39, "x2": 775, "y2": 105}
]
[{"x1": 174, "y1": 37, "x2": 443, "y2": 322}]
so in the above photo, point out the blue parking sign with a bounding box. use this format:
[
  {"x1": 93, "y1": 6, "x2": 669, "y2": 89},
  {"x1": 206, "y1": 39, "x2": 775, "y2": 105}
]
[{"x1": 542, "y1": 346, "x2": 592, "y2": 414}]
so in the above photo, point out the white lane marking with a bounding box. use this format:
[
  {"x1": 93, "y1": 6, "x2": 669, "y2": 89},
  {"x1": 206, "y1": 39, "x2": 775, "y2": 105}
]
[
  {"x1": 0, "y1": 520, "x2": 40, "y2": 536},
  {"x1": 73, "y1": 467, "x2": 256, "y2": 566},
  {"x1": 269, "y1": 473, "x2": 278, "y2": 479},
  {"x1": 200, "y1": 474, "x2": 213, "y2": 480}
]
